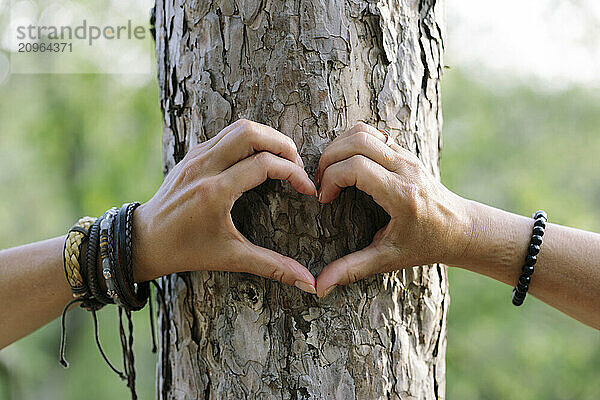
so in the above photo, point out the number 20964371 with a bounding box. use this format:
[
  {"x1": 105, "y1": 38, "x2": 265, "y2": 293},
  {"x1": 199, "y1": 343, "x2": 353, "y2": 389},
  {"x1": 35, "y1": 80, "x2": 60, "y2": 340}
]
[{"x1": 18, "y1": 42, "x2": 72, "y2": 53}]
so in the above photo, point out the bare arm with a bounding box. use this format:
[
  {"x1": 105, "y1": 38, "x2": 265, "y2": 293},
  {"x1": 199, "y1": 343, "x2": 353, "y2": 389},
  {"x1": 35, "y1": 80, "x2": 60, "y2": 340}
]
[
  {"x1": 315, "y1": 123, "x2": 600, "y2": 330},
  {"x1": 0, "y1": 237, "x2": 72, "y2": 348},
  {"x1": 1, "y1": 119, "x2": 318, "y2": 348},
  {"x1": 447, "y1": 201, "x2": 600, "y2": 329}
]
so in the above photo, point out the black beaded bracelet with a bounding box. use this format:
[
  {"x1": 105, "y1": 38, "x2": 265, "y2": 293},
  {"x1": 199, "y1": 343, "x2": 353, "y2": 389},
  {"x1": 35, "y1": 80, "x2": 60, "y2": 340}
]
[{"x1": 512, "y1": 210, "x2": 548, "y2": 306}]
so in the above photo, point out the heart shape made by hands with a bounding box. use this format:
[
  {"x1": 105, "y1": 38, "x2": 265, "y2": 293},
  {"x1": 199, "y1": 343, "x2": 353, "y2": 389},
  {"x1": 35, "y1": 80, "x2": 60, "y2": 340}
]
[{"x1": 231, "y1": 179, "x2": 390, "y2": 281}]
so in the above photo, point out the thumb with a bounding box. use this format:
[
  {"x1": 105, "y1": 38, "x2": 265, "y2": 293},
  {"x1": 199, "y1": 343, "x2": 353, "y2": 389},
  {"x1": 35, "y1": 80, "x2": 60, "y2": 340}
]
[
  {"x1": 234, "y1": 240, "x2": 316, "y2": 294},
  {"x1": 316, "y1": 244, "x2": 384, "y2": 298}
]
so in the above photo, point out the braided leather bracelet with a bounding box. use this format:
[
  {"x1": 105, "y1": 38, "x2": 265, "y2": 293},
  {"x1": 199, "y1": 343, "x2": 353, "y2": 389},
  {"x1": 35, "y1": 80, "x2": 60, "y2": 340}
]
[{"x1": 63, "y1": 216, "x2": 96, "y2": 297}]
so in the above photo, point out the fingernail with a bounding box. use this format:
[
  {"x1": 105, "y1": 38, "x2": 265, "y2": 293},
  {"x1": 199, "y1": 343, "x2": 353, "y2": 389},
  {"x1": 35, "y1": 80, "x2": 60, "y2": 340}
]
[
  {"x1": 317, "y1": 191, "x2": 323, "y2": 203},
  {"x1": 295, "y1": 281, "x2": 317, "y2": 295},
  {"x1": 322, "y1": 285, "x2": 337, "y2": 298}
]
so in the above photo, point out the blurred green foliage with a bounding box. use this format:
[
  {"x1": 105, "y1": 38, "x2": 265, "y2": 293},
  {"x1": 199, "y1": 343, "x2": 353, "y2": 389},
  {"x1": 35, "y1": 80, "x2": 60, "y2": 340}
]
[
  {"x1": 442, "y1": 70, "x2": 600, "y2": 399},
  {"x1": 0, "y1": 74, "x2": 162, "y2": 400},
  {"x1": 0, "y1": 67, "x2": 599, "y2": 400}
]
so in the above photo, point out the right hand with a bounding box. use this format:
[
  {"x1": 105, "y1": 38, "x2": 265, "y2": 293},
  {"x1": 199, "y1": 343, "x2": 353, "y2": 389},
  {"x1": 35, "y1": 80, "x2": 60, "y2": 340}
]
[
  {"x1": 314, "y1": 123, "x2": 472, "y2": 297},
  {"x1": 132, "y1": 119, "x2": 318, "y2": 294}
]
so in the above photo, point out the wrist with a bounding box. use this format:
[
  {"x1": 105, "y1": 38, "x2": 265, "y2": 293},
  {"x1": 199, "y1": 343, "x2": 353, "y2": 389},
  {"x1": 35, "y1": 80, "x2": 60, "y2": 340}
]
[
  {"x1": 131, "y1": 203, "x2": 159, "y2": 282},
  {"x1": 440, "y1": 197, "x2": 534, "y2": 286},
  {"x1": 432, "y1": 187, "x2": 476, "y2": 267}
]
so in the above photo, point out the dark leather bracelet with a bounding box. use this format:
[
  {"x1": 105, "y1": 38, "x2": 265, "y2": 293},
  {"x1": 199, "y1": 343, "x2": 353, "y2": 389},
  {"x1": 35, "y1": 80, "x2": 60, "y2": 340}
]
[
  {"x1": 121, "y1": 202, "x2": 140, "y2": 284},
  {"x1": 86, "y1": 214, "x2": 113, "y2": 306},
  {"x1": 111, "y1": 203, "x2": 148, "y2": 311},
  {"x1": 100, "y1": 208, "x2": 119, "y2": 303}
]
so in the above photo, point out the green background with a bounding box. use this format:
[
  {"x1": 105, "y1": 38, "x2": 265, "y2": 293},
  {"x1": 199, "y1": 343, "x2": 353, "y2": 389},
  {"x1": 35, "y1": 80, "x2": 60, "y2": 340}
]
[{"x1": 1, "y1": 31, "x2": 600, "y2": 400}]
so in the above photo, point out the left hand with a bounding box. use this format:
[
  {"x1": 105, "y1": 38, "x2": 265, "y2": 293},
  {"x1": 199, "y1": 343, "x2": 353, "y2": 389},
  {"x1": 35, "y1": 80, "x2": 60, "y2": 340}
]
[
  {"x1": 314, "y1": 123, "x2": 472, "y2": 297},
  {"x1": 132, "y1": 119, "x2": 318, "y2": 293}
]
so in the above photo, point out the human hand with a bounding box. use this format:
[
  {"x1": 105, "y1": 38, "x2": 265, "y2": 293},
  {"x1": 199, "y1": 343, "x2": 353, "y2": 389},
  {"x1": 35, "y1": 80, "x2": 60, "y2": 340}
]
[
  {"x1": 132, "y1": 119, "x2": 318, "y2": 294},
  {"x1": 314, "y1": 123, "x2": 472, "y2": 297}
]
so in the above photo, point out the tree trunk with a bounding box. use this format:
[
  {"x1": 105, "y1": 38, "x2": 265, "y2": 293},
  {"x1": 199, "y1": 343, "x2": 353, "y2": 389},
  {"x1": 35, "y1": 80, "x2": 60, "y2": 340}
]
[{"x1": 155, "y1": 0, "x2": 447, "y2": 399}]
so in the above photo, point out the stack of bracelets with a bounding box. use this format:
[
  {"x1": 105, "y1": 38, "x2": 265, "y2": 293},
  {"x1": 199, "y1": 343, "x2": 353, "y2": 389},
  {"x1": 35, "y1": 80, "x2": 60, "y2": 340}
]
[
  {"x1": 512, "y1": 210, "x2": 548, "y2": 306},
  {"x1": 60, "y1": 203, "x2": 166, "y2": 400}
]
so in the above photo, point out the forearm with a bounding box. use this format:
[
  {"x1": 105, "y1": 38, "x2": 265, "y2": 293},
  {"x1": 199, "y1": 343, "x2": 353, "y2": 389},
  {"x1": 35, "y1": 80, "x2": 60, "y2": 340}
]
[
  {"x1": 0, "y1": 237, "x2": 73, "y2": 348},
  {"x1": 447, "y1": 200, "x2": 600, "y2": 329}
]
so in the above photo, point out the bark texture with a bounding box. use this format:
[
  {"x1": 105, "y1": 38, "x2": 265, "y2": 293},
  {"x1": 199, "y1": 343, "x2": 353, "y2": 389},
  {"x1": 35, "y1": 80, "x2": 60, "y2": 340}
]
[{"x1": 155, "y1": 0, "x2": 447, "y2": 398}]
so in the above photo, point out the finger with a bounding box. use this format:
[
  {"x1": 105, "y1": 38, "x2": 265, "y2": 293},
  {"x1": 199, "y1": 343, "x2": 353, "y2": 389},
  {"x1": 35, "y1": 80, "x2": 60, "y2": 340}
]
[
  {"x1": 315, "y1": 243, "x2": 383, "y2": 298},
  {"x1": 220, "y1": 152, "x2": 317, "y2": 201},
  {"x1": 387, "y1": 142, "x2": 428, "y2": 174},
  {"x1": 208, "y1": 119, "x2": 303, "y2": 172},
  {"x1": 317, "y1": 155, "x2": 394, "y2": 210},
  {"x1": 389, "y1": 142, "x2": 404, "y2": 153},
  {"x1": 187, "y1": 119, "x2": 243, "y2": 157},
  {"x1": 388, "y1": 142, "x2": 420, "y2": 163},
  {"x1": 336, "y1": 122, "x2": 387, "y2": 142},
  {"x1": 235, "y1": 240, "x2": 316, "y2": 294},
  {"x1": 316, "y1": 123, "x2": 386, "y2": 183},
  {"x1": 317, "y1": 132, "x2": 399, "y2": 180},
  {"x1": 199, "y1": 118, "x2": 265, "y2": 151}
]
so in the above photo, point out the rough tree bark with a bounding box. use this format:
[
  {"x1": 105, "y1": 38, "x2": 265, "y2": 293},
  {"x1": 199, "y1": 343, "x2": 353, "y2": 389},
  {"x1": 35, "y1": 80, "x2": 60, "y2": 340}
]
[{"x1": 155, "y1": 0, "x2": 447, "y2": 398}]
